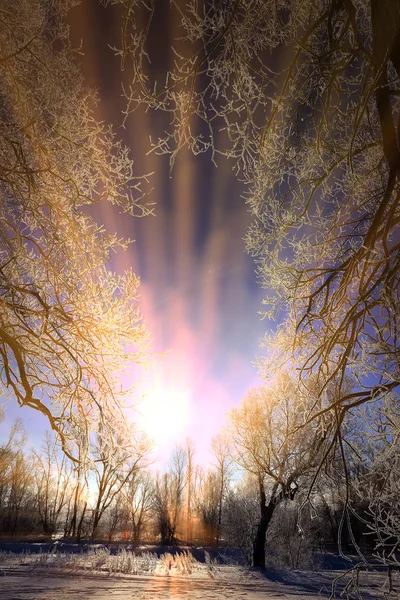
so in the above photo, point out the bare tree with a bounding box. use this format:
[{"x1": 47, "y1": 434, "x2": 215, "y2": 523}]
[
  {"x1": 211, "y1": 433, "x2": 232, "y2": 545},
  {"x1": 4, "y1": 451, "x2": 35, "y2": 533},
  {"x1": 63, "y1": 442, "x2": 89, "y2": 540},
  {"x1": 105, "y1": 493, "x2": 126, "y2": 542},
  {"x1": 90, "y1": 431, "x2": 148, "y2": 539},
  {"x1": 184, "y1": 438, "x2": 195, "y2": 544},
  {"x1": 223, "y1": 477, "x2": 259, "y2": 566},
  {"x1": 120, "y1": 469, "x2": 154, "y2": 542},
  {"x1": 0, "y1": 419, "x2": 35, "y2": 533},
  {"x1": 229, "y1": 373, "x2": 330, "y2": 567},
  {"x1": 153, "y1": 446, "x2": 186, "y2": 545},
  {"x1": 195, "y1": 434, "x2": 232, "y2": 546},
  {"x1": 244, "y1": 1, "x2": 400, "y2": 429},
  {"x1": 195, "y1": 467, "x2": 221, "y2": 546},
  {"x1": 0, "y1": 418, "x2": 25, "y2": 518},
  {"x1": 0, "y1": 0, "x2": 152, "y2": 459},
  {"x1": 33, "y1": 432, "x2": 72, "y2": 535},
  {"x1": 354, "y1": 394, "x2": 400, "y2": 568}
]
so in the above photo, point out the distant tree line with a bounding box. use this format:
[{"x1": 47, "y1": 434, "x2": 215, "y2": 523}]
[{"x1": 1, "y1": 370, "x2": 394, "y2": 570}]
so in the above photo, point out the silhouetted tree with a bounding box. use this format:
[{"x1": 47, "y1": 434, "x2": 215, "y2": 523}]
[
  {"x1": 195, "y1": 467, "x2": 221, "y2": 546},
  {"x1": 153, "y1": 447, "x2": 186, "y2": 544}
]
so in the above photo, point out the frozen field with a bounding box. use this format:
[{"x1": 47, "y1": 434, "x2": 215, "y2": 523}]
[
  {"x1": 0, "y1": 549, "x2": 397, "y2": 599},
  {"x1": 0, "y1": 570, "x2": 302, "y2": 600},
  {"x1": 0, "y1": 568, "x2": 394, "y2": 600}
]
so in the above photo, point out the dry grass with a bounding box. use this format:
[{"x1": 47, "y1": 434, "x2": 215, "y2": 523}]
[{"x1": 0, "y1": 547, "x2": 219, "y2": 578}]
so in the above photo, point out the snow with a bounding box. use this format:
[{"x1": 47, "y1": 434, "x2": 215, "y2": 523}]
[
  {"x1": 0, "y1": 549, "x2": 397, "y2": 599},
  {"x1": 0, "y1": 570, "x2": 312, "y2": 599},
  {"x1": 0, "y1": 567, "x2": 396, "y2": 599}
]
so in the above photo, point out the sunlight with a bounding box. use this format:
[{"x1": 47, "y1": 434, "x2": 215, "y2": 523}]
[{"x1": 138, "y1": 385, "x2": 190, "y2": 445}]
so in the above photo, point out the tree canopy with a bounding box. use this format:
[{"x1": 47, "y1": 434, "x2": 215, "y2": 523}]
[
  {"x1": 113, "y1": 0, "x2": 400, "y2": 441},
  {"x1": 0, "y1": 0, "x2": 152, "y2": 459}
]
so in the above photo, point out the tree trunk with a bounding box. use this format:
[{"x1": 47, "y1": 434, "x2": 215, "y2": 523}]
[
  {"x1": 252, "y1": 500, "x2": 276, "y2": 568},
  {"x1": 252, "y1": 479, "x2": 277, "y2": 568},
  {"x1": 216, "y1": 478, "x2": 224, "y2": 546},
  {"x1": 371, "y1": 0, "x2": 400, "y2": 173},
  {"x1": 92, "y1": 511, "x2": 100, "y2": 539},
  {"x1": 76, "y1": 501, "x2": 87, "y2": 544},
  {"x1": 64, "y1": 502, "x2": 71, "y2": 537},
  {"x1": 71, "y1": 474, "x2": 82, "y2": 538}
]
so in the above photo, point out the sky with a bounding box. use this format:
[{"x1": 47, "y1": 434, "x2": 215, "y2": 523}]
[{"x1": 0, "y1": 1, "x2": 267, "y2": 466}]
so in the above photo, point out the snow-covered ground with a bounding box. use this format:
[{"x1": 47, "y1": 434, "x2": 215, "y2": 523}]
[{"x1": 0, "y1": 549, "x2": 397, "y2": 599}]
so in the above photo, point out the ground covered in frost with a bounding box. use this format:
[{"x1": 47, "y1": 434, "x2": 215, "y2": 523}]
[{"x1": 0, "y1": 546, "x2": 398, "y2": 599}]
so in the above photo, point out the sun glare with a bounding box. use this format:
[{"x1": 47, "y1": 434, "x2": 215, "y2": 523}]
[{"x1": 138, "y1": 385, "x2": 190, "y2": 445}]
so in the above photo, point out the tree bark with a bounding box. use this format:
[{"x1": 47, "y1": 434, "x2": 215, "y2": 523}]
[
  {"x1": 76, "y1": 501, "x2": 87, "y2": 544},
  {"x1": 371, "y1": 0, "x2": 400, "y2": 170},
  {"x1": 252, "y1": 502, "x2": 277, "y2": 567},
  {"x1": 252, "y1": 479, "x2": 277, "y2": 568}
]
